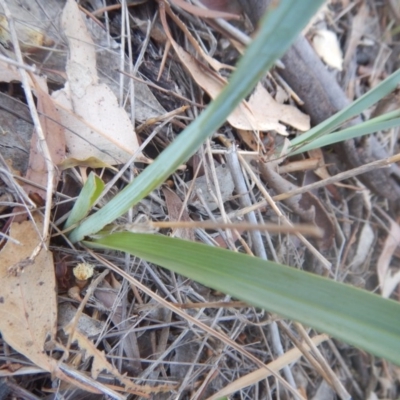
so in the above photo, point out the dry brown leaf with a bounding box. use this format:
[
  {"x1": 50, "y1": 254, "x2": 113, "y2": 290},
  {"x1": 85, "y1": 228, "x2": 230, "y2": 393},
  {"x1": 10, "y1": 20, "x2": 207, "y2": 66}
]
[
  {"x1": 162, "y1": 1, "x2": 233, "y2": 72},
  {"x1": 22, "y1": 77, "x2": 65, "y2": 201},
  {"x1": 307, "y1": 148, "x2": 350, "y2": 197},
  {"x1": 248, "y1": 84, "x2": 310, "y2": 132},
  {"x1": 161, "y1": 8, "x2": 309, "y2": 136},
  {"x1": 377, "y1": 217, "x2": 400, "y2": 298},
  {"x1": 0, "y1": 59, "x2": 24, "y2": 82},
  {"x1": 52, "y1": 0, "x2": 140, "y2": 165},
  {"x1": 162, "y1": 187, "x2": 195, "y2": 241},
  {"x1": 0, "y1": 61, "x2": 65, "y2": 202},
  {"x1": 0, "y1": 215, "x2": 57, "y2": 366},
  {"x1": 172, "y1": 44, "x2": 288, "y2": 133}
]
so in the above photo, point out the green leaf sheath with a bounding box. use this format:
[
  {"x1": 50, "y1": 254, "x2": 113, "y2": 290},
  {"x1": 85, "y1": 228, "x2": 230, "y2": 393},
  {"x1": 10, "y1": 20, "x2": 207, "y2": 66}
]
[
  {"x1": 69, "y1": 0, "x2": 326, "y2": 243},
  {"x1": 64, "y1": 172, "x2": 104, "y2": 230},
  {"x1": 87, "y1": 233, "x2": 400, "y2": 366}
]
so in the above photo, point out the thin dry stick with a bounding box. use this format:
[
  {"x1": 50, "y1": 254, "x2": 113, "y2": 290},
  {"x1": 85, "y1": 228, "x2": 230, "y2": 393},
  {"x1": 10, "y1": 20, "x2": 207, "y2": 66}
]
[
  {"x1": 86, "y1": 248, "x2": 307, "y2": 400},
  {"x1": 226, "y1": 145, "x2": 297, "y2": 391},
  {"x1": 207, "y1": 334, "x2": 329, "y2": 400},
  {"x1": 274, "y1": 153, "x2": 400, "y2": 202},
  {"x1": 0, "y1": 54, "x2": 37, "y2": 71},
  {"x1": 150, "y1": 220, "x2": 321, "y2": 236},
  {"x1": 63, "y1": 270, "x2": 109, "y2": 357},
  {"x1": 205, "y1": 139, "x2": 235, "y2": 247},
  {"x1": 278, "y1": 322, "x2": 335, "y2": 387},
  {"x1": 237, "y1": 153, "x2": 331, "y2": 269},
  {"x1": 227, "y1": 153, "x2": 400, "y2": 222},
  {"x1": 0, "y1": 0, "x2": 54, "y2": 243},
  {"x1": 294, "y1": 322, "x2": 351, "y2": 400}
]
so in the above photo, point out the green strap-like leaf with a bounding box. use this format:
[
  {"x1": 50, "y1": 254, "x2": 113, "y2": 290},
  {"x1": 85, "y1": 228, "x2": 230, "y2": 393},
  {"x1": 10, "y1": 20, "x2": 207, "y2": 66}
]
[
  {"x1": 289, "y1": 68, "x2": 400, "y2": 149},
  {"x1": 291, "y1": 109, "x2": 400, "y2": 153},
  {"x1": 86, "y1": 233, "x2": 400, "y2": 366},
  {"x1": 69, "y1": 0, "x2": 326, "y2": 243},
  {"x1": 64, "y1": 172, "x2": 104, "y2": 230}
]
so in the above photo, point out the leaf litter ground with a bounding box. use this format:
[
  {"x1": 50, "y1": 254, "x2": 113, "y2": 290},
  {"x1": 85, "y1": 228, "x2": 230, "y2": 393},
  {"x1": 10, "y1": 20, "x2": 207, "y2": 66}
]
[{"x1": 0, "y1": 0, "x2": 399, "y2": 399}]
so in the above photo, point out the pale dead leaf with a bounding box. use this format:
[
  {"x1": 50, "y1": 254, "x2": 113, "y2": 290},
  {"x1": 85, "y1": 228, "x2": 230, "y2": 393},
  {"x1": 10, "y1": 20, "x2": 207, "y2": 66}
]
[
  {"x1": 312, "y1": 29, "x2": 343, "y2": 71},
  {"x1": 352, "y1": 223, "x2": 374, "y2": 270},
  {"x1": 173, "y1": 44, "x2": 288, "y2": 133},
  {"x1": 377, "y1": 218, "x2": 400, "y2": 298},
  {"x1": 0, "y1": 215, "x2": 57, "y2": 368},
  {"x1": 0, "y1": 62, "x2": 65, "y2": 200},
  {"x1": 52, "y1": 0, "x2": 140, "y2": 165},
  {"x1": 248, "y1": 84, "x2": 310, "y2": 132},
  {"x1": 162, "y1": 7, "x2": 309, "y2": 135},
  {"x1": 0, "y1": 0, "x2": 166, "y2": 123}
]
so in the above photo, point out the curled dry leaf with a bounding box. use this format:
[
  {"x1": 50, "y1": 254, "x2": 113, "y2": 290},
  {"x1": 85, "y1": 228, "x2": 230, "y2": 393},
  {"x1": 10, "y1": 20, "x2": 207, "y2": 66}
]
[
  {"x1": 0, "y1": 62, "x2": 65, "y2": 201},
  {"x1": 58, "y1": 156, "x2": 118, "y2": 172},
  {"x1": 23, "y1": 77, "x2": 65, "y2": 201},
  {"x1": 312, "y1": 29, "x2": 343, "y2": 71},
  {"x1": 248, "y1": 84, "x2": 310, "y2": 133},
  {"x1": 351, "y1": 223, "x2": 374, "y2": 271},
  {"x1": 52, "y1": 0, "x2": 140, "y2": 165}
]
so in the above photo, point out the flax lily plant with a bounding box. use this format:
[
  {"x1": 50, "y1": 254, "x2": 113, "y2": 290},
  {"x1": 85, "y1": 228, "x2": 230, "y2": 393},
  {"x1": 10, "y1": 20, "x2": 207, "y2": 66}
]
[{"x1": 67, "y1": 0, "x2": 400, "y2": 365}]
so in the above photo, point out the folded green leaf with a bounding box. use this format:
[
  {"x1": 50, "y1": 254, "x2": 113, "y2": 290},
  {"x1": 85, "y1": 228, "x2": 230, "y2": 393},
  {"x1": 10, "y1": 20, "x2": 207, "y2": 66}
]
[
  {"x1": 289, "y1": 68, "x2": 400, "y2": 149},
  {"x1": 86, "y1": 233, "x2": 400, "y2": 366},
  {"x1": 291, "y1": 109, "x2": 400, "y2": 153},
  {"x1": 64, "y1": 172, "x2": 104, "y2": 230}
]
